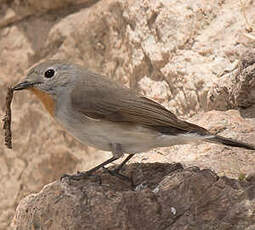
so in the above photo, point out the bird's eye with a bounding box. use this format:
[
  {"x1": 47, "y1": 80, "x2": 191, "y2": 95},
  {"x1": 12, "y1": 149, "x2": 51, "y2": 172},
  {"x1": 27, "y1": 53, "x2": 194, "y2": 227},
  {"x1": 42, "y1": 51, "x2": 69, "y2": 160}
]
[{"x1": 44, "y1": 69, "x2": 55, "y2": 78}]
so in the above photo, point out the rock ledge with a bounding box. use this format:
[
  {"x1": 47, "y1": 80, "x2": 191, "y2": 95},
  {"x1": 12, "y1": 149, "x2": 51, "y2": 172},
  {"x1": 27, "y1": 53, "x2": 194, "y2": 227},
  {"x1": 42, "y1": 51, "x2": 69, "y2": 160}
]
[{"x1": 13, "y1": 163, "x2": 255, "y2": 230}]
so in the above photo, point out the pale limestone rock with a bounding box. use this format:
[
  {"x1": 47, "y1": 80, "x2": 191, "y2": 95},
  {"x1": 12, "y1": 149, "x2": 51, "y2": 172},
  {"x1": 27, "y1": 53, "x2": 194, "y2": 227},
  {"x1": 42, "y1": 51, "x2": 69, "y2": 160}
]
[{"x1": 0, "y1": 0, "x2": 255, "y2": 229}]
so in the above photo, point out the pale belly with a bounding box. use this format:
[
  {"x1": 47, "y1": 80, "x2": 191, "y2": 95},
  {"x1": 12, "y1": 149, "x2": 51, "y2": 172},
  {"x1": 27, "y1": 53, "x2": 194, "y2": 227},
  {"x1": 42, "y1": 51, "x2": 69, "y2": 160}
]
[
  {"x1": 55, "y1": 109, "x2": 204, "y2": 153},
  {"x1": 58, "y1": 116, "x2": 162, "y2": 153}
]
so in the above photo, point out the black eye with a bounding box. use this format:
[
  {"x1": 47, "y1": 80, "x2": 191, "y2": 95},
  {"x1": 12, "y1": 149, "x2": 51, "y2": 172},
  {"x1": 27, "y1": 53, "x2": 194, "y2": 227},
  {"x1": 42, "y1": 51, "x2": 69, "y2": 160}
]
[{"x1": 44, "y1": 69, "x2": 55, "y2": 78}]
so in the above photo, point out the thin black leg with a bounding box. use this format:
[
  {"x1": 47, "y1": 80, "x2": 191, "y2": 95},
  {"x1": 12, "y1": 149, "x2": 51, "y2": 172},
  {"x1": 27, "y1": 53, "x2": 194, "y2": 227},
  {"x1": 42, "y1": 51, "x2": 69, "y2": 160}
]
[
  {"x1": 115, "y1": 154, "x2": 135, "y2": 172},
  {"x1": 103, "y1": 154, "x2": 135, "y2": 184},
  {"x1": 61, "y1": 156, "x2": 119, "y2": 181},
  {"x1": 61, "y1": 143, "x2": 135, "y2": 183},
  {"x1": 86, "y1": 156, "x2": 119, "y2": 174}
]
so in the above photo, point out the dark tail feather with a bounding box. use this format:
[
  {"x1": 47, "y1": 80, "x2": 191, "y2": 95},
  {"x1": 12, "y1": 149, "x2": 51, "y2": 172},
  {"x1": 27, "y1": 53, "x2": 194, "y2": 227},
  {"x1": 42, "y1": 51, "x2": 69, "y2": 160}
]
[{"x1": 205, "y1": 135, "x2": 255, "y2": 150}]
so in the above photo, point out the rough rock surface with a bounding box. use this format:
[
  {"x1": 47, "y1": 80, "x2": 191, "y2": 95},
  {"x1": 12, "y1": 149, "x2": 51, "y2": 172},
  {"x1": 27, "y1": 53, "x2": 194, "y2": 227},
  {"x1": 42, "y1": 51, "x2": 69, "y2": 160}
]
[
  {"x1": 1, "y1": 0, "x2": 255, "y2": 229},
  {"x1": 12, "y1": 164, "x2": 255, "y2": 230},
  {"x1": 208, "y1": 51, "x2": 255, "y2": 110}
]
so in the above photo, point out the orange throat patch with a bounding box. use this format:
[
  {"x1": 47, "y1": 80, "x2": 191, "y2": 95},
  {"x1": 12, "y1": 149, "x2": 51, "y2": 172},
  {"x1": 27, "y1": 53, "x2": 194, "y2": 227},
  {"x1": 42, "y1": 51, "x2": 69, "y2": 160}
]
[{"x1": 29, "y1": 88, "x2": 55, "y2": 117}]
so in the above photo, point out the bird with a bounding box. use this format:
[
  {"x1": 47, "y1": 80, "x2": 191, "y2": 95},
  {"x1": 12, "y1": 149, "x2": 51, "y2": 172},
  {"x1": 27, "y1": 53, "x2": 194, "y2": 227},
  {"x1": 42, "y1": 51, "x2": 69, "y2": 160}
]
[{"x1": 12, "y1": 60, "x2": 255, "y2": 181}]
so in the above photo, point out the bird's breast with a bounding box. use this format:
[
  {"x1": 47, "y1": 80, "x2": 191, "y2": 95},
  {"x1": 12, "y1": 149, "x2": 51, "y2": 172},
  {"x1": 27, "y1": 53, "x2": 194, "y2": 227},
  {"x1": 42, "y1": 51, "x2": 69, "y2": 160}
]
[{"x1": 29, "y1": 88, "x2": 55, "y2": 117}]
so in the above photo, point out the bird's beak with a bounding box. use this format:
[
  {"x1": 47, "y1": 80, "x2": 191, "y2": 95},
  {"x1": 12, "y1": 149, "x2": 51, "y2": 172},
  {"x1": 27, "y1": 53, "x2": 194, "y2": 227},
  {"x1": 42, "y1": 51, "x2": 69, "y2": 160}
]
[{"x1": 12, "y1": 81, "x2": 35, "y2": 91}]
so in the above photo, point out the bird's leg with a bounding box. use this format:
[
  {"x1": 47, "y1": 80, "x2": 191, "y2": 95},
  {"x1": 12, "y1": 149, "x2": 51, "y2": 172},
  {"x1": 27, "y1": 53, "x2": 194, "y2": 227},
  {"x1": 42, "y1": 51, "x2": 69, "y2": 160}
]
[
  {"x1": 113, "y1": 154, "x2": 135, "y2": 173},
  {"x1": 61, "y1": 144, "x2": 134, "y2": 184},
  {"x1": 103, "y1": 154, "x2": 135, "y2": 185},
  {"x1": 103, "y1": 144, "x2": 135, "y2": 184},
  {"x1": 61, "y1": 145, "x2": 122, "y2": 181}
]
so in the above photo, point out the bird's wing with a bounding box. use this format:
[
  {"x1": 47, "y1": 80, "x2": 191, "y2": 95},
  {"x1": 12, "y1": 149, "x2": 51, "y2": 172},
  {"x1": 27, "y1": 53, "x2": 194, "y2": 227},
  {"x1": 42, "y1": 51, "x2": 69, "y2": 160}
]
[{"x1": 71, "y1": 72, "x2": 209, "y2": 135}]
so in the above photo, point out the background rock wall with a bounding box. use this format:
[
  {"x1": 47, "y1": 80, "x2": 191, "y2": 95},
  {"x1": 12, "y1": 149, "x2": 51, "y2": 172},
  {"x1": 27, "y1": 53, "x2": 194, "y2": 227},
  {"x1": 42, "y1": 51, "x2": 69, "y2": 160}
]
[{"x1": 1, "y1": 0, "x2": 255, "y2": 229}]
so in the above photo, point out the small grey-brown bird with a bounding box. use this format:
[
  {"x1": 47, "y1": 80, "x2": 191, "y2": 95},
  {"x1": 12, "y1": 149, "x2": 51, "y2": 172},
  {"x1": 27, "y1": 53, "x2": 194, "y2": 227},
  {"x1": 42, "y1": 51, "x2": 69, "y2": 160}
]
[{"x1": 13, "y1": 60, "x2": 255, "y2": 181}]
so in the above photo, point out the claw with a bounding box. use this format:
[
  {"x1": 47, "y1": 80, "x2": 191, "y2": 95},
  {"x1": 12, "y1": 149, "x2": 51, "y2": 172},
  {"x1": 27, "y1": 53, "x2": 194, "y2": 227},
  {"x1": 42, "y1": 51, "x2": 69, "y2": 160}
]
[
  {"x1": 103, "y1": 167, "x2": 134, "y2": 186},
  {"x1": 60, "y1": 172, "x2": 102, "y2": 184}
]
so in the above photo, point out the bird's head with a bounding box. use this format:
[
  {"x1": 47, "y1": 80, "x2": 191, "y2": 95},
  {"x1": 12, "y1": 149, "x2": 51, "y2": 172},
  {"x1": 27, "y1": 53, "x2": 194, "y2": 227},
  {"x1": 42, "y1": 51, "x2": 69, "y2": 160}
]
[{"x1": 13, "y1": 60, "x2": 79, "y2": 116}]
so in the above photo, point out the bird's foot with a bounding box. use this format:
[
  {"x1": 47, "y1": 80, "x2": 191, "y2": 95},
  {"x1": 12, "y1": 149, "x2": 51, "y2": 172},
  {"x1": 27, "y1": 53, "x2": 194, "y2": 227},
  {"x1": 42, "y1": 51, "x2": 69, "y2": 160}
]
[
  {"x1": 103, "y1": 167, "x2": 134, "y2": 186},
  {"x1": 60, "y1": 171, "x2": 102, "y2": 184}
]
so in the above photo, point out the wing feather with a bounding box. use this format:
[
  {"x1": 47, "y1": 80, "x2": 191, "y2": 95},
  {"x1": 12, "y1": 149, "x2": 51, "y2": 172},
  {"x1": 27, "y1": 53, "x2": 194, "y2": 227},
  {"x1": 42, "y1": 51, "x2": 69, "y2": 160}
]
[{"x1": 71, "y1": 71, "x2": 209, "y2": 135}]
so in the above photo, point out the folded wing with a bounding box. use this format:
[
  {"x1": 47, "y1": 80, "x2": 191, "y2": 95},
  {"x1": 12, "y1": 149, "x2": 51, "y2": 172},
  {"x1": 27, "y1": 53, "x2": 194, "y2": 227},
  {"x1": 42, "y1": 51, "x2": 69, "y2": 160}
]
[{"x1": 71, "y1": 71, "x2": 209, "y2": 136}]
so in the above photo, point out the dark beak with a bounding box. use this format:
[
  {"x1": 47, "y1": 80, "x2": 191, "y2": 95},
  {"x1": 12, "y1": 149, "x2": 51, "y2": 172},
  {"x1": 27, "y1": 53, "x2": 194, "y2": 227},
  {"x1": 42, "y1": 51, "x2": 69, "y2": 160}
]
[{"x1": 12, "y1": 81, "x2": 34, "y2": 91}]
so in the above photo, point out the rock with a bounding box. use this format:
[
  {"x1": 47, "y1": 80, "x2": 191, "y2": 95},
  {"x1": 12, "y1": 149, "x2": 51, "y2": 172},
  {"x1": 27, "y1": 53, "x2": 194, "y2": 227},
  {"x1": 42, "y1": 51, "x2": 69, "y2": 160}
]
[
  {"x1": 12, "y1": 163, "x2": 255, "y2": 230},
  {"x1": 0, "y1": 0, "x2": 91, "y2": 28},
  {"x1": 1, "y1": 0, "x2": 255, "y2": 229},
  {"x1": 208, "y1": 51, "x2": 255, "y2": 110}
]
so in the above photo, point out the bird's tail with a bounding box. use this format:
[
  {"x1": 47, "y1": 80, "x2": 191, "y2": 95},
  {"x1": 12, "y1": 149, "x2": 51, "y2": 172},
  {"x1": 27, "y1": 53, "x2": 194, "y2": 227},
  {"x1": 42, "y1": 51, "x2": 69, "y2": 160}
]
[{"x1": 205, "y1": 135, "x2": 255, "y2": 150}]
